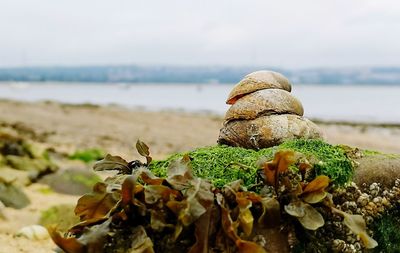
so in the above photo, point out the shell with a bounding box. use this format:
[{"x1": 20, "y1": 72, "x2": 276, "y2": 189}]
[
  {"x1": 224, "y1": 89, "x2": 304, "y2": 122},
  {"x1": 218, "y1": 114, "x2": 324, "y2": 149},
  {"x1": 16, "y1": 225, "x2": 50, "y2": 240},
  {"x1": 226, "y1": 70, "x2": 292, "y2": 104}
]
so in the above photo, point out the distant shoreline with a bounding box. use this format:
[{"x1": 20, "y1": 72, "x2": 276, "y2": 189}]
[
  {"x1": 1, "y1": 81, "x2": 400, "y2": 87},
  {"x1": 1, "y1": 65, "x2": 400, "y2": 85}
]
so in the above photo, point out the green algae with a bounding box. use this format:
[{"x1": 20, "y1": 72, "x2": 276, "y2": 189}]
[
  {"x1": 279, "y1": 139, "x2": 354, "y2": 186},
  {"x1": 149, "y1": 139, "x2": 354, "y2": 188},
  {"x1": 69, "y1": 148, "x2": 105, "y2": 163}
]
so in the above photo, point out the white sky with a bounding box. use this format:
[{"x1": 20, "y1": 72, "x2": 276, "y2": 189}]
[{"x1": 0, "y1": 0, "x2": 399, "y2": 68}]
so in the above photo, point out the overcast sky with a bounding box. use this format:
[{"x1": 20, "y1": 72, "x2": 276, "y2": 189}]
[{"x1": 0, "y1": 0, "x2": 399, "y2": 68}]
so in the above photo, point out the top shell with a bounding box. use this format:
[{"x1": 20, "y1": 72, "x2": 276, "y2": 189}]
[
  {"x1": 226, "y1": 70, "x2": 292, "y2": 104},
  {"x1": 224, "y1": 89, "x2": 304, "y2": 122}
]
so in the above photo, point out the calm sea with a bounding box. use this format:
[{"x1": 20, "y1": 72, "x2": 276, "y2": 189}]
[{"x1": 0, "y1": 82, "x2": 399, "y2": 124}]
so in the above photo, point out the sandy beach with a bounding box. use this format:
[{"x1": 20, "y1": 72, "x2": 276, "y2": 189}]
[
  {"x1": 1, "y1": 99, "x2": 400, "y2": 157},
  {"x1": 1, "y1": 99, "x2": 400, "y2": 252}
]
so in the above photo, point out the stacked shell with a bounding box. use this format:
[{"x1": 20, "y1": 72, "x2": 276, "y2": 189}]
[{"x1": 218, "y1": 70, "x2": 324, "y2": 149}]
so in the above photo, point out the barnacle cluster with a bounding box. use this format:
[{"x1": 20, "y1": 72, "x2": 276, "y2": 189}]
[{"x1": 308, "y1": 180, "x2": 400, "y2": 252}]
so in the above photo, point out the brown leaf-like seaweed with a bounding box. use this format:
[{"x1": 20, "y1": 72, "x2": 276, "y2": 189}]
[
  {"x1": 121, "y1": 175, "x2": 136, "y2": 206},
  {"x1": 137, "y1": 168, "x2": 165, "y2": 185},
  {"x1": 217, "y1": 193, "x2": 267, "y2": 253},
  {"x1": 136, "y1": 139, "x2": 152, "y2": 164},
  {"x1": 130, "y1": 226, "x2": 155, "y2": 253},
  {"x1": 332, "y1": 207, "x2": 378, "y2": 249},
  {"x1": 188, "y1": 206, "x2": 219, "y2": 253},
  {"x1": 50, "y1": 219, "x2": 112, "y2": 253},
  {"x1": 301, "y1": 175, "x2": 330, "y2": 204},
  {"x1": 93, "y1": 154, "x2": 130, "y2": 174},
  {"x1": 261, "y1": 150, "x2": 296, "y2": 189},
  {"x1": 74, "y1": 182, "x2": 120, "y2": 221},
  {"x1": 236, "y1": 193, "x2": 254, "y2": 237},
  {"x1": 296, "y1": 203, "x2": 324, "y2": 230},
  {"x1": 144, "y1": 185, "x2": 181, "y2": 204},
  {"x1": 48, "y1": 226, "x2": 85, "y2": 253},
  {"x1": 258, "y1": 197, "x2": 281, "y2": 228}
]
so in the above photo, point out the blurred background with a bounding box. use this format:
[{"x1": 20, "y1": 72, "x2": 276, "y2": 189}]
[
  {"x1": 1, "y1": 0, "x2": 400, "y2": 122},
  {"x1": 1, "y1": 1, "x2": 400, "y2": 251}
]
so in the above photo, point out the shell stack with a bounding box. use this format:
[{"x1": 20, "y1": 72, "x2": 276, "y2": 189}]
[{"x1": 218, "y1": 70, "x2": 324, "y2": 149}]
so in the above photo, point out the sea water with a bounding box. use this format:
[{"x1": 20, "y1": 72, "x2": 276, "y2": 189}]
[{"x1": 0, "y1": 82, "x2": 399, "y2": 124}]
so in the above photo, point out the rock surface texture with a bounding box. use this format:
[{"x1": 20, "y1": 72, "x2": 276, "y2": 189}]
[{"x1": 218, "y1": 70, "x2": 324, "y2": 149}]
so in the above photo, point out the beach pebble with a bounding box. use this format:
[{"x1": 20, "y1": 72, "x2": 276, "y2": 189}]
[
  {"x1": 226, "y1": 70, "x2": 292, "y2": 104},
  {"x1": 16, "y1": 225, "x2": 50, "y2": 240},
  {"x1": 218, "y1": 114, "x2": 324, "y2": 149},
  {"x1": 224, "y1": 89, "x2": 304, "y2": 122}
]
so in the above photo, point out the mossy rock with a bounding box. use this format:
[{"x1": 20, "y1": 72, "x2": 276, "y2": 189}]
[
  {"x1": 39, "y1": 168, "x2": 102, "y2": 195},
  {"x1": 0, "y1": 182, "x2": 30, "y2": 209},
  {"x1": 5, "y1": 155, "x2": 57, "y2": 178},
  {"x1": 149, "y1": 139, "x2": 354, "y2": 188},
  {"x1": 0, "y1": 166, "x2": 32, "y2": 186},
  {"x1": 39, "y1": 204, "x2": 79, "y2": 232}
]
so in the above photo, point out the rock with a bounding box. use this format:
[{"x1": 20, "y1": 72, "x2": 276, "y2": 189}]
[
  {"x1": 226, "y1": 70, "x2": 292, "y2": 104},
  {"x1": 39, "y1": 204, "x2": 79, "y2": 232},
  {"x1": 5, "y1": 155, "x2": 57, "y2": 180},
  {"x1": 0, "y1": 166, "x2": 32, "y2": 186},
  {"x1": 218, "y1": 114, "x2": 324, "y2": 149},
  {"x1": 224, "y1": 89, "x2": 304, "y2": 122},
  {"x1": 16, "y1": 225, "x2": 50, "y2": 240},
  {"x1": 353, "y1": 154, "x2": 400, "y2": 188},
  {"x1": 39, "y1": 168, "x2": 101, "y2": 195},
  {"x1": 0, "y1": 131, "x2": 32, "y2": 157},
  {"x1": 0, "y1": 182, "x2": 30, "y2": 209}
]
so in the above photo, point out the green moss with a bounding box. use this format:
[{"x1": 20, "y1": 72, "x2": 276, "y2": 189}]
[
  {"x1": 69, "y1": 148, "x2": 104, "y2": 163},
  {"x1": 149, "y1": 139, "x2": 354, "y2": 188},
  {"x1": 68, "y1": 173, "x2": 102, "y2": 188},
  {"x1": 278, "y1": 139, "x2": 354, "y2": 186},
  {"x1": 150, "y1": 145, "x2": 273, "y2": 188},
  {"x1": 372, "y1": 208, "x2": 400, "y2": 253}
]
